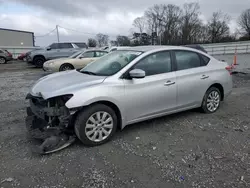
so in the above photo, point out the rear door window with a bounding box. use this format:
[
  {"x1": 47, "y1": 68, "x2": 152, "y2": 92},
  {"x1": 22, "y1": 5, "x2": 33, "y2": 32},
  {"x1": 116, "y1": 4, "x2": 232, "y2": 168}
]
[
  {"x1": 58, "y1": 43, "x2": 73, "y2": 49},
  {"x1": 95, "y1": 51, "x2": 108, "y2": 57},
  {"x1": 174, "y1": 50, "x2": 201, "y2": 71},
  {"x1": 74, "y1": 43, "x2": 87, "y2": 48}
]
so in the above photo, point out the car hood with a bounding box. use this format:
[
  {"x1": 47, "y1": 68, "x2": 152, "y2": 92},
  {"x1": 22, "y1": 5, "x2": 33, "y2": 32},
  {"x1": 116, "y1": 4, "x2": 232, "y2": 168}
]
[
  {"x1": 30, "y1": 70, "x2": 106, "y2": 99},
  {"x1": 30, "y1": 49, "x2": 46, "y2": 54}
]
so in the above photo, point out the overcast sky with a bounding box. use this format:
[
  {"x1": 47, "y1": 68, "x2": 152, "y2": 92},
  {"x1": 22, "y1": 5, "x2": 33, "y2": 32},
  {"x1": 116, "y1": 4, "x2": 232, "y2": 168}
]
[{"x1": 0, "y1": 0, "x2": 249, "y2": 46}]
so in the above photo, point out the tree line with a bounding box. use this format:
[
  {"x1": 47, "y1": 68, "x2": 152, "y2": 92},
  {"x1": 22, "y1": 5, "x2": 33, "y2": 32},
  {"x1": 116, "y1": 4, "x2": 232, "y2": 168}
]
[{"x1": 88, "y1": 2, "x2": 250, "y2": 47}]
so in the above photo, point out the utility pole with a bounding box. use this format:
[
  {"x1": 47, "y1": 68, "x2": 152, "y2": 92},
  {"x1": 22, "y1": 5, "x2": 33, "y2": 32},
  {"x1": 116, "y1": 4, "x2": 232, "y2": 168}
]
[{"x1": 56, "y1": 25, "x2": 60, "y2": 43}]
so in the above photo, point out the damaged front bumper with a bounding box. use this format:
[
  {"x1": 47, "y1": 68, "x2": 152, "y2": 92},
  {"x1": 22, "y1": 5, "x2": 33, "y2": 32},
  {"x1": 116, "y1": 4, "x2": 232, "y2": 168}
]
[{"x1": 25, "y1": 93, "x2": 77, "y2": 154}]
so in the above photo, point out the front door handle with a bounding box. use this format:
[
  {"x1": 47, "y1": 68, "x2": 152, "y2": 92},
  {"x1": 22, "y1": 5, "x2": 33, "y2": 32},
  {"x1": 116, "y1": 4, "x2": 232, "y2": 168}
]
[
  {"x1": 201, "y1": 75, "x2": 209, "y2": 79},
  {"x1": 164, "y1": 80, "x2": 175, "y2": 86}
]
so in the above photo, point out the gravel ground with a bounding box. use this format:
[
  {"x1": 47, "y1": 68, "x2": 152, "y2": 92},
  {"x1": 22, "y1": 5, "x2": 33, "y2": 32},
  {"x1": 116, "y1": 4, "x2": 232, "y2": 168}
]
[{"x1": 0, "y1": 61, "x2": 250, "y2": 188}]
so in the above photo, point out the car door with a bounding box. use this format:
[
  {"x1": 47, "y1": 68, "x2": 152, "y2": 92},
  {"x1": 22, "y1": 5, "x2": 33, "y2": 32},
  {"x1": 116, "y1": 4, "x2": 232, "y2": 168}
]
[
  {"x1": 46, "y1": 43, "x2": 60, "y2": 60},
  {"x1": 173, "y1": 50, "x2": 211, "y2": 109},
  {"x1": 58, "y1": 43, "x2": 75, "y2": 57},
  {"x1": 74, "y1": 51, "x2": 95, "y2": 69},
  {"x1": 123, "y1": 51, "x2": 177, "y2": 123}
]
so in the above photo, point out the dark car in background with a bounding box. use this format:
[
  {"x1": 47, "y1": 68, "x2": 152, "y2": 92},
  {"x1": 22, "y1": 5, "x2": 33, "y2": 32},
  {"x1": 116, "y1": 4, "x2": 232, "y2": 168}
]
[
  {"x1": 184, "y1": 44, "x2": 207, "y2": 53},
  {"x1": 0, "y1": 49, "x2": 13, "y2": 64}
]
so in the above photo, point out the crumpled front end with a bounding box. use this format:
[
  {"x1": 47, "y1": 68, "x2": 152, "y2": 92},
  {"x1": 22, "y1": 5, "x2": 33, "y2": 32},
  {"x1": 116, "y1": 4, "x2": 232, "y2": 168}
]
[{"x1": 25, "y1": 93, "x2": 77, "y2": 154}]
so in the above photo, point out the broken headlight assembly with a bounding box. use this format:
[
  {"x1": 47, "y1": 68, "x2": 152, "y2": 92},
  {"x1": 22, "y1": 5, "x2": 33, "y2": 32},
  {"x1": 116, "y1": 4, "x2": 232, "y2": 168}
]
[{"x1": 25, "y1": 94, "x2": 76, "y2": 154}]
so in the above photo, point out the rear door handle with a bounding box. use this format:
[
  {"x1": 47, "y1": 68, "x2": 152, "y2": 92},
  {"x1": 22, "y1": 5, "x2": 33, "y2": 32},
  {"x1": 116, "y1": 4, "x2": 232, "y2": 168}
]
[
  {"x1": 201, "y1": 75, "x2": 209, "y2": 79},
  {"x1": 164, "y1": 80, "x2": 175, "y2": 86}
]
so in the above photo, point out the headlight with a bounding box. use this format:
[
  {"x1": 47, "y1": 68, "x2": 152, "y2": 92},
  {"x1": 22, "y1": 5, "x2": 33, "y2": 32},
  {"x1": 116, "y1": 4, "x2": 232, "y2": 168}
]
[{"x1": 47, "y1": 61, "x2": 54, "y2": 66}]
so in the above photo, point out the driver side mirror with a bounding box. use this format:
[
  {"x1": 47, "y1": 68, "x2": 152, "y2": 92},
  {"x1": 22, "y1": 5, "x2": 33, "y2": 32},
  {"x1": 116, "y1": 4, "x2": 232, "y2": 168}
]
[
  {"x1": 46, "y1": 47, "x2": 51, "y2": 51},
  {"x1": 129, "y1": 69, "x2": 146, "y2": 79}
]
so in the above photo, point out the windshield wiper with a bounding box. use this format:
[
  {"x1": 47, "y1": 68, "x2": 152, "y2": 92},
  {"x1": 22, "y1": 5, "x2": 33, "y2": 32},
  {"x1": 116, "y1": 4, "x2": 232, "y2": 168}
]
[{"x1": 80, "y1": 71, "x2": 97, "y2": 75}]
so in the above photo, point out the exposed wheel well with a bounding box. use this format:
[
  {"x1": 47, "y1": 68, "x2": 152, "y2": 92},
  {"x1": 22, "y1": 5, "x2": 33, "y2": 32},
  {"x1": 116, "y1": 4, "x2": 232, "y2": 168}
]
[
  {"x1": 208, "y1": 83, "x2": 224, "y2": 101},
  {"x1": 33, "y1": 55, "x2": 45, "y2": 61}
]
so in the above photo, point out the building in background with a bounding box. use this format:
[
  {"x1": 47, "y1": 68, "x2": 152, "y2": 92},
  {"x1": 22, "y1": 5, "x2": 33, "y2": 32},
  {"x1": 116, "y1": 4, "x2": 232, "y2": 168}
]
[
  {"x1": 0, "y1": 28, "x2": 38, "y2": 58},
  {"x1": 0, "y1": 28, "x2": 34, "y2": 47}
]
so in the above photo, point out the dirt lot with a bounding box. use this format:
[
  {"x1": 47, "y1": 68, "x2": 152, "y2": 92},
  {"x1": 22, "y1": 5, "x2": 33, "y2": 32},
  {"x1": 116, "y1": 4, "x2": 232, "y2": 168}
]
[{"x1": 0, "y1": 61, "x2": 250, "y2": 188}]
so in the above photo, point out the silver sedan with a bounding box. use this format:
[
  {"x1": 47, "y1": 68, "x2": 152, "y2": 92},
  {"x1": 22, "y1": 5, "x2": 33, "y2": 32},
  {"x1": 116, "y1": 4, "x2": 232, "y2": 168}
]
[{"x1": 26, "y1": 45, "x2": 233, "y2": 148}]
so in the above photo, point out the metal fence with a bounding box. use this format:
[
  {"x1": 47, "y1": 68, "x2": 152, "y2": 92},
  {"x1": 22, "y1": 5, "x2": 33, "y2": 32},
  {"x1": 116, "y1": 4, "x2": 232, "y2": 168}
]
[{"x1": 202, "y1": 41, "x2": 250, "y2": 55}]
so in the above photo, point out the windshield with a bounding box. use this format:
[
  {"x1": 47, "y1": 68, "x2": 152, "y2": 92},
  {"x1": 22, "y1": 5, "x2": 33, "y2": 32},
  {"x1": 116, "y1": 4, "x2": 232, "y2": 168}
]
[
  {"x1": 70, "y1": 51, "x2": 83, "y2": 58},
  {"x1": 80, "y1": 50, "x2": 143, "y2": 76}
]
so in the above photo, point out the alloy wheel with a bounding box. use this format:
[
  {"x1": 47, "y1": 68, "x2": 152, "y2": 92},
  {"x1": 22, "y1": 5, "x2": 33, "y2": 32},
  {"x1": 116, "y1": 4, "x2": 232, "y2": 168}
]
[
  {"x1": 206, "y1": 91, "x2": 220, "y2": 112},
  {"x1": 85, "y1": 111, "x2": 113, "y2": 142},
  {"x1": 62, "y1": 66, "x2": 72, "y2": 71},
  {"x1": 0, "y1": 57, "x2": 6, "y2": 64}
]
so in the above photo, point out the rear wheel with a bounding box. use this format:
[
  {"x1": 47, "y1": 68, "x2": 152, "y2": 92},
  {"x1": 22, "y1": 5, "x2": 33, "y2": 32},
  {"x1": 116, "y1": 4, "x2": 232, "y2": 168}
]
[
  {"x1": 74, "y1": 104, "x2": 117, "y2": 146},
  {"x1": 59, "y1": 63, "x2": 74, "y2": 71},
  {"x1": 201, "y1": 87, "x2": 221, "y2": 113},
  {"x1": 0, "y1": 57, "x2": 6, "y2": 64},
  {"x1": 33, "y1": 56, "x2": 45, "y2": 68}
]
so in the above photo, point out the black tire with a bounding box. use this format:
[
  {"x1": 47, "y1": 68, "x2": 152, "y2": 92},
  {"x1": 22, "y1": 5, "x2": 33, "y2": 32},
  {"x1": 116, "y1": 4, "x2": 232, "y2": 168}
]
[
  {"x1": 74, "y1": 104, "x2": 117, "y2": 146},
  {"x1": 0, "y1": 56, "x2": 6, "y2": 64},
  {"x1": 33, "y1": 56, "x2": 45, "y2": 68},
  {"x1": 59, "y1": 63, "x2": 74, "y2": 71},
  {"x1": 201, "y1": 87, "x2": 221, "y2": 113}
]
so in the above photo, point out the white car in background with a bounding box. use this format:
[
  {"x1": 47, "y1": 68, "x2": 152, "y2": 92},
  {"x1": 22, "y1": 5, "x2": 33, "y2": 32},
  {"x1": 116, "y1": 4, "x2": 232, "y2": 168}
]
[
  {"x1": 43, "y1": 50, "x2": 108, "y2": 72},
  {"x1": 109, "y1": 46, "x2": 131, "y2": 52}
]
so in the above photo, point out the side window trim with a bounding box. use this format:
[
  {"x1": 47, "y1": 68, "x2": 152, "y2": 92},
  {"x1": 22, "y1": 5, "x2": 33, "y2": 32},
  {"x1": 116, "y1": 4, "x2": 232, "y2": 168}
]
[
  {"x1": 173, "y1": 50, "x2": 203, "y2": 71},
  {"x1": 122, "y1": 50, "x2": 174, "y2": 79},
  {"x1": 50, "y1": 43, "x2": 59, "y2": 49},
  {"x1": 199, "y1": 54, "x2": 210, "y2": 66}
]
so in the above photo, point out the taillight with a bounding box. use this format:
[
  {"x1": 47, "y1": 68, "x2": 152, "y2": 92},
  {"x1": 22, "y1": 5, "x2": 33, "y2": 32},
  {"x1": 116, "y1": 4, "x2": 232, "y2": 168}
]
[
  {"x1": 225, "y1": 65, "x2": 233, "y2": 75},
  {"x1": 5, "y1": 50, "x2": 12, "y2": 57}
]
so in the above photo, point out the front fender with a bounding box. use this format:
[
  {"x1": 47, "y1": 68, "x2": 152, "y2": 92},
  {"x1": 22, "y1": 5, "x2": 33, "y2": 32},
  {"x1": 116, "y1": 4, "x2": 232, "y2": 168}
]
[{"x1": 65, "y1": 83, "x2": 125, "y2": 112}]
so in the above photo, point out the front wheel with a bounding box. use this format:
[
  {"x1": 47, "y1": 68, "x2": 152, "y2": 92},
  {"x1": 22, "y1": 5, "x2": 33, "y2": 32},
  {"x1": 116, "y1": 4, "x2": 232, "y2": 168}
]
[
  {"x1": 0, "y1": 57, "x2": 6, "y2": 64},
  {"x1": 59, "y1": 63, "x2": 74, "y2": 71},
  {"x1": 74, "y1": 104, "x2": 117, "y2": 146},
  {"x1": 201, "y1": 87, "x2": 221, "y2": 113},
  {"x1": 33, "y1": 56, "x2": 45, "y2": 68}
]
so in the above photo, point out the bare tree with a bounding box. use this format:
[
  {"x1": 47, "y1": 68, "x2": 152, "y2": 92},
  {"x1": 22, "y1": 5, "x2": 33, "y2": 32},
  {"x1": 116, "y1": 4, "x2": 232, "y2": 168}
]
[
  {"x1": 116, "y1": 35, "x2": 131, "y2": 46},
  {"x1": 238, "y1": 9, "x2": 250, "y2": 38},
  {"x1": 196, "y1": 24, "x2": 210, "y2": 43},
  {"x1": 161, "y1": 4, "x2": 182, "y2": 45},
  {"x1": 145, "y1": 4, "x2": 166, "y2": 44},
  {"x1": 207, "y1": 11, "x2": 230, "y2": 43},
  {"x1": 133, "y1": 17, "x2": 146, "y2": 33},
  {"x1": 96, "y1": 33, "x2": 109, "y2": 47},
  {"x1": 88, "y1": 38, "x2": 97, "y2": 47},
  {"x1": 179, "y1": 2, "x2": 201, "y2": 44}
]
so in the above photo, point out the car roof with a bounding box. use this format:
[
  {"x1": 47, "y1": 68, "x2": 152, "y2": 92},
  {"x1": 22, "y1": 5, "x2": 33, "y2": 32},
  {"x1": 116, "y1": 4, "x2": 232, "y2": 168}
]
[
  {"x1": 118, "y1": 45, "x2": 203, "y2": 52},
  {"x1": 183, "y1": 44, "x2": 207, "y2": 53},
  {"x1": 84, "y1": 49, "x2": 108, "y2": 52}
]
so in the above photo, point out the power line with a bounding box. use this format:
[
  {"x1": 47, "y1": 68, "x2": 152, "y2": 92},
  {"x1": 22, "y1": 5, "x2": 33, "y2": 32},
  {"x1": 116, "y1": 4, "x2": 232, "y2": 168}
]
[
  {"x1": 58, "y1": 25, "x2": 96, "y2": 36},
  {"x1": 35, "y1": 28, "x2": 57, "y2": 38},
  {"x1": 58, "y1": 25, "x2": 118, "y2": 37}
]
